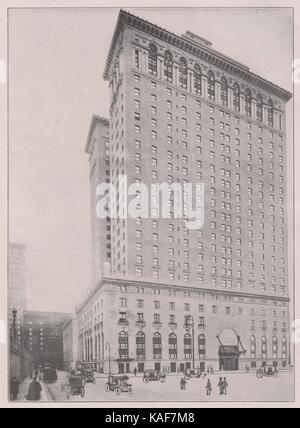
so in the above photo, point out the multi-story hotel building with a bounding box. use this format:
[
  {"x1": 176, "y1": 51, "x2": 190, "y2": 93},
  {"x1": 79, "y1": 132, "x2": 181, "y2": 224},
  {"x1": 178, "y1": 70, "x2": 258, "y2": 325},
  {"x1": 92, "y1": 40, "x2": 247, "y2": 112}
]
[
  {"x1": 77, "y1": 10, "x2": 292, "y2": 375},
  {"x1": 8, "y1": 243, "x2": 26, "y2": 344}
]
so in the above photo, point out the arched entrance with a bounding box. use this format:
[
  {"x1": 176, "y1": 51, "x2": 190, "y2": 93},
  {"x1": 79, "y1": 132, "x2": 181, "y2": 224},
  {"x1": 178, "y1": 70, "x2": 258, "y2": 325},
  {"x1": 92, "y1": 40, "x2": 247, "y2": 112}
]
[{"x1": 217, "y1": 329, "x2": 246, "y2": 371}]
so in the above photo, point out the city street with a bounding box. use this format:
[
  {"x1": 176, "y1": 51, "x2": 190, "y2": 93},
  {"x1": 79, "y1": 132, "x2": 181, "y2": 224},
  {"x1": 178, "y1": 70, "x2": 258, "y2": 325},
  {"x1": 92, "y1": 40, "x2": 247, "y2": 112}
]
[{"x1": 43, "y1": 370, "x2": 294, "y2": 403}]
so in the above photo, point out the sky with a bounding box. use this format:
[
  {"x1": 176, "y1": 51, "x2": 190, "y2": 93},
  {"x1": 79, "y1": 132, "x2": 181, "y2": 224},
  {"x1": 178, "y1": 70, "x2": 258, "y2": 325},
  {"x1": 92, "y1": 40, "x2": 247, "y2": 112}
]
[{"x1": 8, "y1": 7, "x2": 293, "y2": 314}]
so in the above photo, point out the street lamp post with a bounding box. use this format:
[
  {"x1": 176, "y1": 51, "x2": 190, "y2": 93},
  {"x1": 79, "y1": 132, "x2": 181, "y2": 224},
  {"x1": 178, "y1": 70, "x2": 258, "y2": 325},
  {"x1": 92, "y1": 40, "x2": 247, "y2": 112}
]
[
  {"x1": 106, "y1": 342, "x2": 111, "y2": 375},
  {"x1": 12, "y1": 308, "x2": 17, "y2": 342},
  {"x1": 185, "y1": 315, "x2": 195, "y2": 370}
]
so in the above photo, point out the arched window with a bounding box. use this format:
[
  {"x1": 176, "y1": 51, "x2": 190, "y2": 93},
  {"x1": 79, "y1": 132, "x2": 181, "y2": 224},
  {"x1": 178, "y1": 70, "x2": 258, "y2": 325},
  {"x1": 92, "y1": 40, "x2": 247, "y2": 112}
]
[
  {"x1": 168, "y1": 333, "x2": 177, "y2": 359},
  {"x1": 118, "y1": 331, "x2": 129, "y2": 360},
  {"x1": 268, "y1": 98, "x2": 274, "y2": 127},
  {"x1": 207, "y1": 70, "x2": 215, "y2": 101},
  {"x1": 233, "y1": 83, "x2": 240, "y2": 112},
  {"x1": 256, "y1": 93, "x2": 263, "y2": 122},
  {"x1": 220, "y1": 76, "x2": 228, "y2": 107},
  {"x1": 198, "y1": 334, "x2": 206, "y2": 360},
  {"x1": 250, "y1": 335, "x2": 256, "y2": 359},
  {"x1": 245, "y1": 89, "x2": 252, "y2": 117},
  {"x1": 272, "y1": 336, "x2": 278, "y2": 359},
  {"x1": 261, "y1": 335, "x2": 267, "y2": 360},
  {"x1": 282, "y1": 336, "x2": 287, "y2": 359},
  {"x1": 184, "y1": 333, "x2": 192, "y2": 359},
  {"x1": 153, "y1": 332, "x2": 162, "y2": 359},
  {"x1": 136, "y1": 331, "x2": 146, "y2": 360},
  {"x1": 148, "y1": 43, "x2": 158, "y2": 76},
  {"x1": 164, "y1": 50, "x2": 173, "y2": 83},
  {"x1": 194, "y1": 64, "x2": 202, "y2": 94},
  {"x1": 179, "y1": 57, "x2": 188, "y2": 89}
]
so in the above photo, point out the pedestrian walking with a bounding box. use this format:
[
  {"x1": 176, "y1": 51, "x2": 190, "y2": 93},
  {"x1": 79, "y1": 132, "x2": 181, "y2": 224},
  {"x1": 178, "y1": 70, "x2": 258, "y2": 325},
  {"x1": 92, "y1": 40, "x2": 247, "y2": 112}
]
[
  {"x1": 134, "y1": 367, "x2": 137, "y2": 376},
  {"x1": 223, "y1": 377, "x2": 228, "y2": 395},
  {"x1": 26, "y1": 377, "x2": 42, "y2": 401},
  {"x1": 10, "y1": 376, "x2": 20, "y2": 401},
  {"x1": 218, "y1": 377, "x2": 224, "y2": 395},
  {"x1": 206, "y1": 379, "x2": 212, "y2": 396},
  {"x1": 180, "y1": 377, "x2": 187, "y2": 390}
]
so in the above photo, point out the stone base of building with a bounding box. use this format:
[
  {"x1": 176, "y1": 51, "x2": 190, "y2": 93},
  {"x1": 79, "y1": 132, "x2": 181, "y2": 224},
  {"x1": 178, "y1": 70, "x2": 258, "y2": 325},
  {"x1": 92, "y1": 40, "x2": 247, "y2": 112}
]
[{"x1": 81, "y1": 357, "x2": 291, "y2": 375}]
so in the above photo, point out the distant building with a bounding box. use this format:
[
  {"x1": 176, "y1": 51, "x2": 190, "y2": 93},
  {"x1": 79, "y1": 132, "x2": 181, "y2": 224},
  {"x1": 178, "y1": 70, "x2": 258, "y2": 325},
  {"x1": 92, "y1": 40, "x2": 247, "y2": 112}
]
[
  {"x1": 8, "y1": 243, "x2": 26, "y2": 343},
  {"x1": 62, "y1": 317, "x2": 78, "y2": 372},
  {"x1": 23, "y1": 311, "x2": 71, "y2": 368}
]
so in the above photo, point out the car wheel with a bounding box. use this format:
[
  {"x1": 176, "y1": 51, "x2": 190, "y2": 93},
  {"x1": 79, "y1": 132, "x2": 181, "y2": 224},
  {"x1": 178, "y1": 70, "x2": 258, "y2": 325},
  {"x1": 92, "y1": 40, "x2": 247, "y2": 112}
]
[
  {"x1": 185, "y1": 375, "x2": 190, "y2": 381},
  {"x1": 115, "y1": 387, "x2": 121, "y2": 396},
  {"x1": 144, "y1": 378, "x2": 149, "y2": 383},
  {"x1": 274, "y1": 371, "x2": 279, "y2": 378},
  {"x1": 105, "y1": 384, "x2": 110, "y2": 392},
  {"x1": 160, "y1": 377, "x2": 166, "y2": 383}
]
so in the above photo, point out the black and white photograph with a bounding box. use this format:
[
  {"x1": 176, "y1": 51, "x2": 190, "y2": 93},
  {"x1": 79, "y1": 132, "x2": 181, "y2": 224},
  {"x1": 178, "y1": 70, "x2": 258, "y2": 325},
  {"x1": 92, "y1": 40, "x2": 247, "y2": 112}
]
[{"x1": 1, "y1": 2, "x2": 298, "y2": 407}]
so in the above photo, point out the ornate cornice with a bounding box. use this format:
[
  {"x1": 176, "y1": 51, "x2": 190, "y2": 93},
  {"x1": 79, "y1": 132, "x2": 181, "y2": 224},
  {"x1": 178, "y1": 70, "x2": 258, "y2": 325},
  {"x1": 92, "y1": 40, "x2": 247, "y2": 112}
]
[
  {"x1": 76, "y1": 276, "x2": 290, "y2": 315},
  {"x1": 103, "y1": 10, "x2": 292, "y2": 102},
  {"x1": 85, "y1": 114, "x2": 109, "y2": 154}
]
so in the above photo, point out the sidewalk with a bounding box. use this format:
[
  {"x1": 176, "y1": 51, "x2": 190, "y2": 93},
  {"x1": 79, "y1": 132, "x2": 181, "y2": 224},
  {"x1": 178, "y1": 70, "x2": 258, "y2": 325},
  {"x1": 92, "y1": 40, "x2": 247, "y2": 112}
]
[{"x1": 14, "y1": 377, "x2": 50, "y2": 402}]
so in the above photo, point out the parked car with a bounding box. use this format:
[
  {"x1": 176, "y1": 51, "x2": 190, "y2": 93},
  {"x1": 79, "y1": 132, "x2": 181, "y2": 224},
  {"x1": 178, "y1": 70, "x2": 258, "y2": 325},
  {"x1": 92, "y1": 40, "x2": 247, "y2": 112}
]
[
  {"x1": 43, "y1": 364, "x2": 57, "y2": 383},
  {"x1": 82, "y1": 368, "x2": 96, "y2": 385},
  {"x1": 184, "y1": 368, "x2": 206, "y2": 380},
  {"x1": 256, "y1": 366, "x2": 279, "y2": 379},
  {"x1": 143, "y1": 370, "x2": 166, "y2": 383},
  {"x1": 67, "y1": 370, "x2": 85, "y2": 398},
  {"x1": 105, "y1": 375, "x2": 132, "y2": 395}
]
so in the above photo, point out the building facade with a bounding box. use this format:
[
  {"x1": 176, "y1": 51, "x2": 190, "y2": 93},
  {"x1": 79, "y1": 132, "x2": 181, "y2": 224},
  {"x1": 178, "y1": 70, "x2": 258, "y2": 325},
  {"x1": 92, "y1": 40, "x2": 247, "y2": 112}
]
[
  {"x1": 79, "y1": 10, "x2": 292, "y2": 374},
  {"x1": 85, "y1": 116, "x2": 111, "y2": 290},
  {"x1": 8, "y1": 243, "x2": 26, "y2": 344},
  {"x1": 62, "y1": 317, "x2": 78, "y2": 371},
  {"x1": 23, "y1": 311, "x2": 71, "y2": 368}
]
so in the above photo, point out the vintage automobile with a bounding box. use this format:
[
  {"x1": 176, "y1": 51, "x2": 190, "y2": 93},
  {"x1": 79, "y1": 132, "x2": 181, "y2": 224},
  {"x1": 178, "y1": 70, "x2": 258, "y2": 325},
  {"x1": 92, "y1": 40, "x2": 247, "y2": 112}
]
[
  {"x1": 105, "y1": 375, "x2": 132, "y2": 395},
  {"x1": 143, "y1": 370, "x2": 166, "y2": 383},
  {"x1": 184, "y1": 368, "x2": 206, "y2": 381},
  {"x1": 256, "y1": 366, "x2": 279, "y2": 379},
  {"x1": 82, "y1": 368, "x2": 96, "y2": 385},
  {"x1": 43, "y1": 364, "x2": 58, "y2": 383},
  {"x1": 67, "y1": 370, "x2": 85, "y2": 398}
]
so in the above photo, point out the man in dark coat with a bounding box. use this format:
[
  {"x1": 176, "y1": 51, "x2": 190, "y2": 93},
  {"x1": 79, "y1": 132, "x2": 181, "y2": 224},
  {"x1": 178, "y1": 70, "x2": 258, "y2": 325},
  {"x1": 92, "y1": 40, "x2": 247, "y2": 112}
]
[
  {"x1": 10, "y1": 377, "x2": 20, "y2": 401},
  {"x1": 218, "y1": 377, "x2": 224, "y2": 395},
  {"x1": 223, "y1": 377, "x2": 228, "y2": 395},
  {"x1": 26, "y1": 377, "x2": 42, "y2": 401},
  {"x1": 206, "y1": 379, "x2": 212, "y2": 396}
]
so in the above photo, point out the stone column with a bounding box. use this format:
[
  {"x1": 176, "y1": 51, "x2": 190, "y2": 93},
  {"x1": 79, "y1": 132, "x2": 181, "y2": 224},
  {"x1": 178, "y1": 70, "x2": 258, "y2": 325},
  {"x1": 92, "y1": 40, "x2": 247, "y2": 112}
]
[
  {"x1": 174, "y1": 64, "x2": 179, "y2": 87},
  {"x1": 158, "y1": 56, "x2": 163, "y2": 79},
  {"x1": 215, "y1": 82, "x2": 221, "y2": 104},
  {"x1": 188, "y1": 70, "x2": 193, "y2": 93},
  {"x1": 228, "y1": 87, "x2": 233, "y2": 110},
  {"x1": 240, "y1": 94, "x2": 245, "y2": 116},
  {"x1": 252, "y1": 99, "x2": 257, "y2": 121},
  {"x1": 202, "y1": 75, "x2": 208, "y2": 99},
  {"x1": 263, "y1": 105, "x2": 267, "y2": 124},
  {"x1": 144, "y1": 50, "x2": 149, "y2": 74}
]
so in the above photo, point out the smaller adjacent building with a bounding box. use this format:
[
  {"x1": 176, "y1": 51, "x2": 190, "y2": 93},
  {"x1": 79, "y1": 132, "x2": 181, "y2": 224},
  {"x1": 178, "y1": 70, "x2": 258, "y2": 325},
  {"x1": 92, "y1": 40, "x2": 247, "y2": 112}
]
[
  {"x1": 62, "y1": 317, "x2": 78, "y2": 372},
  {"x1": 23, "y1": 311, "x2": 71, "y2": 368}
]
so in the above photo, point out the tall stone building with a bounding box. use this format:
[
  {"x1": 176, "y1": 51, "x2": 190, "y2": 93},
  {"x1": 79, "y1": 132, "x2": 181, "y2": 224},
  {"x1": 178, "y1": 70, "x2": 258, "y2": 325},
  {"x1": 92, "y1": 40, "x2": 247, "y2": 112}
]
[
  {"x1": 8, "y1": 243, "x2": 26, "y2": 343},
  {"x1": 78, "y1": 10, "x2": 292, "y2": 374}
]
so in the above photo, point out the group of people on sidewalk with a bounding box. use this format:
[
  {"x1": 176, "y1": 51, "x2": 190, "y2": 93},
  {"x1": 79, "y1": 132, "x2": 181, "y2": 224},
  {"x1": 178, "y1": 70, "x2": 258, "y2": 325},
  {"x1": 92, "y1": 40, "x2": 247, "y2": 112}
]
[
  {"x1": 10, "y1": 368, "x2": 43, "y2": 402},
  {"x1": 206, "y1": 377, "x2": 228, "y2": 396},
  {"x1": 179, "y1": 376, "x2": 229, "y2": 397}
]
